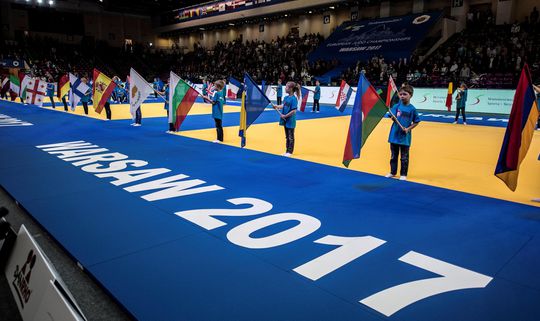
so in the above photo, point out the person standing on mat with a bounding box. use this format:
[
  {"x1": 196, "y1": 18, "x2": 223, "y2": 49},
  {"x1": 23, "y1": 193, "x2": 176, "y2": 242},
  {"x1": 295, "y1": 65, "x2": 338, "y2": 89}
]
[
  {"x1": 204, "y1": 79, "x2": 225, "y2": 143},
  {"x1": 272, "y1": 81, "x2": 300, "y2": 157},
  {"x1": 312, "y1": 80, "x2": 321, "y2": 113},
  {"x1": 80, "y1": 77, "x2": 90, "y2": 115},
  {"x1": 159, "y1": 79, "x2": 174, "y2": 132},
  {"x1": 276, "y1": 79, "x2": 283, "y2": 105},
  {"x1": 385, "y1": 85, "x2": 420, "y2": 181},
  {"x1": 453, "y1": 83, "x2": 468, "y2": 125},
  {"x1": 46, "y1": 77, "x2": 56, "y2": 108}
]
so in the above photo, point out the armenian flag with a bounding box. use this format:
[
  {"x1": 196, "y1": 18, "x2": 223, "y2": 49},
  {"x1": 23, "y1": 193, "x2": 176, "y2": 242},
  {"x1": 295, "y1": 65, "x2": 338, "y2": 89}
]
[
  {"x1": 92, "y1": 69, "x2": 116, "y2": 113},
  {"x1": 342, "y1": 72, "x2": 388, "y2": 167},
  {"x1": 494, "y1": 64, "x2": 539, "y2": 191}
]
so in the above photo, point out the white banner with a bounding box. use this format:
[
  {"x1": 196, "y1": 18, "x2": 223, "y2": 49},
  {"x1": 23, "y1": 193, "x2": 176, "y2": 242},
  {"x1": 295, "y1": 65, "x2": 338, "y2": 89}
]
[{"x1": 4, "y1": 225, "x2": 86, "y2": 321}]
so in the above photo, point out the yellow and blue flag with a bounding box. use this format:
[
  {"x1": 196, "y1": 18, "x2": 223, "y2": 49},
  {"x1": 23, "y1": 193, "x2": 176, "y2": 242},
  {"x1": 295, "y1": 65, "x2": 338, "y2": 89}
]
[
  {"x1": 494, "y1": 64, "x2": 539, "y2": 191},
  {"x1": 238, "y1": 73, "x2": 271, "y2": 147}
]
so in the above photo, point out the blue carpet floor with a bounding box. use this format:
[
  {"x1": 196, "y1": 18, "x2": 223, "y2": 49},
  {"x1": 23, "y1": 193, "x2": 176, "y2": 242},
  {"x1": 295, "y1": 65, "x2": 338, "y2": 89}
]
[{"x1": 0, "y1": 100, "x2": 538, "y2": 321}]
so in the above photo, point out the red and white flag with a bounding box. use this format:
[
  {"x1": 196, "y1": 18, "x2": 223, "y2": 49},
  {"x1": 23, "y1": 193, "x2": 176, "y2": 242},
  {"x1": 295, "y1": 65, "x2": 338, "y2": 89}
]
[{"x1": 25, "y1": 78, "x2": 47, "y2": 106}]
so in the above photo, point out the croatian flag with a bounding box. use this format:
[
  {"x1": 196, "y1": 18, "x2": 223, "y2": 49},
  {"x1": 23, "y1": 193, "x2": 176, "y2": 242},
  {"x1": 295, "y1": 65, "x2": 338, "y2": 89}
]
[
  {"x1": 227, "y1": 77, "x2": 242, "y2": 99},
  {"x1": 299, "y1": 86, "x2": 310, "y2": 112},
  {"x1": 336, "y1": 80, "x2": 353, "y2": 112}
]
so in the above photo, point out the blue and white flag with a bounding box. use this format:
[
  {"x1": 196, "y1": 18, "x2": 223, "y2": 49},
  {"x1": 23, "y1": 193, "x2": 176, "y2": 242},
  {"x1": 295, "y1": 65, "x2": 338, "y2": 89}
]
[{"x1": 68, "y1": 73, "x2": 90, "y2": 111}]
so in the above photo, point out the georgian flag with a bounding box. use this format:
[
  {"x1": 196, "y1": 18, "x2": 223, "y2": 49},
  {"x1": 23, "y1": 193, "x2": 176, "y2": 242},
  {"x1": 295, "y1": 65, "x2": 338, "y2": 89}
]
[{"x1": 25, "y1": 78, "x2": 47, "y2": 107}]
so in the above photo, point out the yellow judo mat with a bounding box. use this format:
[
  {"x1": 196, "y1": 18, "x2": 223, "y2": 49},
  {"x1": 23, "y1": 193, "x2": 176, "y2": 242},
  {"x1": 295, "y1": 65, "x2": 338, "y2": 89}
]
[
  {"x1": 179, "y1": 117, "x2": 540, "y2": 207},
  {"x1": 41, "y1": 102, "x2": 240, "y2": 120}
]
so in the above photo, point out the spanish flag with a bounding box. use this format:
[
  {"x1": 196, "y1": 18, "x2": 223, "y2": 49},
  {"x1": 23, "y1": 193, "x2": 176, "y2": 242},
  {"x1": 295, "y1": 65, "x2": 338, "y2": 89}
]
[
  {"x1": 92, "y1": 69, "x2": 116, "y2": 113},
  {"x1": 58, "y1": 74, "x2": 70, "y2": 98},
  {"x1": 445, "y1": 82, "x2": 453, "y2": 111},
  {"x1": 494, "y1": 64, "x2": 539, "y2": 191}
]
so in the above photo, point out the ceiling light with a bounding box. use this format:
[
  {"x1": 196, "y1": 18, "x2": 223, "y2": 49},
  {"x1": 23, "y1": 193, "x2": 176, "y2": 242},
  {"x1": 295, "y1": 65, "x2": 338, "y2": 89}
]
[{"x1": 330, "y1": 6, "x2": 335, "y2": 9}]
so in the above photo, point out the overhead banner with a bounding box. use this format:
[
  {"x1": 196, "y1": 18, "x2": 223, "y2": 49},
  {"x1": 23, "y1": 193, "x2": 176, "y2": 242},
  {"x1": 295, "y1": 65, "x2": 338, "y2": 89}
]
[
  {"x1": 309, "y1": 12, "x2": 442, "y2": 64},
  {"x1": 0, "y1": 59, "x2": 25, "y2": 68}
]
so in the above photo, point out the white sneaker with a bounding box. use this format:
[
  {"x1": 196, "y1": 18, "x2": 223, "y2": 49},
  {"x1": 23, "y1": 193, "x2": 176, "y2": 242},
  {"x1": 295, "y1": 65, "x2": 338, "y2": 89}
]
[
  {"x1": 316, "y1": 111, "x2": 320, "y2": 113},
  {"x1": 212, "y1": 140, "x2": 221, "y2": 143},
  {"x1": 399, "y1": 176, "x2": 407, "y2": 181},
  {"x1": 463, "y1": 122, "x2": 467, "y2": 125},
  {"x1": 384, "y1": 173, "x2": 395, "y2": 178},
  {"x1": 452, "y1": 121, "x2": 457, "y2": 124},
  {"x1": 311, "y1": 110, "x2": 315, "y2": 113},
  {"x1": 283, "y1": 153, "x2": 292, "y2": 157},
  {"x1": 133, "y1": 123, "x2": 141, "y2": 127},
  {"x1": 130, "y1": 123, "x2": 135, "y2": 126}
]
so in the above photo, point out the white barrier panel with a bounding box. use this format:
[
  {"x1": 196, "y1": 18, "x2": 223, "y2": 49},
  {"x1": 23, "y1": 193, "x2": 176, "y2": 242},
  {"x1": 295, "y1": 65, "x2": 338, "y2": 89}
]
[
  {"x1": 410, "y1": 88, "x2": 515, "y2": 114},
  {"x1": 4, "y1": 225, "x2": 86, "y2": 321},
  {"x1": 197, "y1": 83, "x2": 515, "y2": 114}
]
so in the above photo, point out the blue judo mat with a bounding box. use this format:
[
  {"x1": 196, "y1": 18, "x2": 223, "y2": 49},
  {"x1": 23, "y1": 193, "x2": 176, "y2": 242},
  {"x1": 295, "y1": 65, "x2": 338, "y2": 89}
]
[{"x1": 0, "y1": 100, "x2": 539, "y2": 321}]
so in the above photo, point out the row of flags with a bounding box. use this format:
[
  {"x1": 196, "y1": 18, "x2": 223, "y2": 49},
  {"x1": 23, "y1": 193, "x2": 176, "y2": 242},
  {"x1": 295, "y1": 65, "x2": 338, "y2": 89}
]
[
  {"x1": 3, "y1": 67, "x2": 536, "y2": 192},
  {"x1": 337, "y1": 67, "x2": 538, "y2": 192}
]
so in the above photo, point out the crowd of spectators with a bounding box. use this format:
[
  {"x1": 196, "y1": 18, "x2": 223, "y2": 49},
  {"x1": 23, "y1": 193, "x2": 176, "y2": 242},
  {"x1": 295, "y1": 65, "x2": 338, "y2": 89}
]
[
  {"x1": 339, "y1": 7, "x2": 540, "y2": 88},
  {"x1": 2, "y1": 7, "x2": 539, "y2": 89}
]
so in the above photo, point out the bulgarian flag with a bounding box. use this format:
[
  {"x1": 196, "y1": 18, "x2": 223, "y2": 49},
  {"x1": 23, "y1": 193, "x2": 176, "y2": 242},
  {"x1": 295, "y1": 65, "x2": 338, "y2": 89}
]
[
  {"x1": 19, "y1": 73, "x2": 31, "y2": 101},
  {"x1": 445, "y1": 82, "x2": 453, "y2": 111},
  {"x1": 58, "y1": 74, "x2": 70, "y2": 98},
  {"x1": 386, "y1": 75, "x2": 398, "y2": 107},
  {"x1": 170, "y1": 77, "x2": 199, "y2": 131},
  {"x1": 9, "y1": 71, "x2": 20, "y2": 101},
  {"x1": 343, "y1": 72, "x2": 388, "y2": 167},
  {"x1": 92, "y1": 68, "x2": 116, "y2": 113}
]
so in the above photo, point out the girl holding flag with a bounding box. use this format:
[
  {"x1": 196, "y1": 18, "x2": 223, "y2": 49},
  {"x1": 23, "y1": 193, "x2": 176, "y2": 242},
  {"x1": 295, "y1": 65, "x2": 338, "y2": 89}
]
[
  {"x1": 203, "y1": 80, "x2": 225, "y2": 143},
  {"x1": 272, "y1": 81, "x2": 300, "y2": 157}
]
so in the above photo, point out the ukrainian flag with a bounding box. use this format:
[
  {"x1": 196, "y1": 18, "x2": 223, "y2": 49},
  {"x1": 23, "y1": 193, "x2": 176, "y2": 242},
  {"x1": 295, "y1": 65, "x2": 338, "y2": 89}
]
[
  {"x1": 239, "y1": 91, "x2": 247, "y2": 147},
  {"x1": 495, "y1": 64, "x2": 539, "y2": 191},
  {"x1": 238, "y1": 73, "x2": 271, "y2": 147}
]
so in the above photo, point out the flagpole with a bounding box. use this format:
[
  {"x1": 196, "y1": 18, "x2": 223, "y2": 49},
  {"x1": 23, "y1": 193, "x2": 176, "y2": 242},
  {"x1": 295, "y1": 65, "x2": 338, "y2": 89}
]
[{"x1": 387, "y1": 108, "x2": 406, "y2": 131}]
